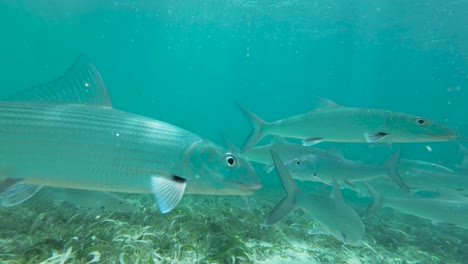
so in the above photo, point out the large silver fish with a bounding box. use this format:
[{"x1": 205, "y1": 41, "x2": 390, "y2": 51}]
[
  {"x1": 364, "y1": 182, "x2": 468, "y2": 230},
  {"x1": 266, "y1": 151, "x2": 365, "y2": 247},
  {"x1": 0, "y1": 56, "x2": 261, "y2": 213},
  {"x1": 237, "y1": 98, "x2": 458, "y2": 152}
]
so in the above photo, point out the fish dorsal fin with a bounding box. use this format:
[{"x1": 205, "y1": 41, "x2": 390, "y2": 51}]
[
  {"x1": 310, "y1": 96, "x2": 341, "y2": 111},
  {"x1": 270, "y1": 136, "x2": 287, "y2": 145},
  {"x1": 6, "y1": 55, "x2": 112, "y2": 107},
  {"x1": 327, "y1": 145, "x2": 344, "y2": 159},
  {"x1": 219, "y1": 133, "x2": 240, "y2": 154}
]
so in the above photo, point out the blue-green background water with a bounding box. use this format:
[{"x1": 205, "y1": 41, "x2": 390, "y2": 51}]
[
  {"x1": 1, "y1": 0, "x2": 467, "y2": 185},
  {"x1": 0, "y1": 1, "x2": 467, "y2": 262}
]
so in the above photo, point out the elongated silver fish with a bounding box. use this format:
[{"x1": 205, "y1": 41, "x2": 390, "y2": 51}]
[
  {"x1": 364, "y1": 182, "x2": 468, "y2": 230},
  {"x1": 362, "y1": 159, "x2": 468, "y2": 196},
  {"x1": 0, "y1": 56, "x2": 261, "y2": 213},
  {"x1": 240, "y1": 137, "x2": 323, "y2": 166},
  {"x1": 266, "y1": 151, "x2": 365, "y2": 247},
  {"x1": 241, "y1": 139, "x2": 408, "y2": 191},
  {"x1": 237, "y1": 98, "x2": 457, "y2": 152},
  {"x1": 282, "y1": 149, "x2": 408, "y2": 191}
]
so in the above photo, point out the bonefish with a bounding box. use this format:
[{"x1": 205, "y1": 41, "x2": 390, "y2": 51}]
[
  {"x1": 237, "y1": 98, "x2": 457, "y2": 152},
  {"x1": 0, "y1": 56, "x2": 261, "y2": 213}
]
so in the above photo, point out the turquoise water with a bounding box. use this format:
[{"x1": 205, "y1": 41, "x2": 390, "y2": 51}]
[{"x1": 0, "y1": 1, "x2": 467, "y2": 263}]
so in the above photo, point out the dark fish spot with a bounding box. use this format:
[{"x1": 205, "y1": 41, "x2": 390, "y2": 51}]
[
  {"x1": 376, "y1": 132, "x2": 388, "y2": 137},
  {"x1": 172, "y1": 175, "x2": 186, "y2": 183}
]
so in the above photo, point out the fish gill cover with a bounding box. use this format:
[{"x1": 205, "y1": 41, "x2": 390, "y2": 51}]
[{"x1": 0, "y1": 0, "x2": 467, "y2": 263}]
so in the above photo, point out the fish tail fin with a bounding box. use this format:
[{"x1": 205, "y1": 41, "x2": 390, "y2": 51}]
[
  {"x1": 384, "y1": 148, "x2": 409, "y2": 192},
  {"x1": 363, "y1": 182, "x2": 384, "y2": 216},
  {"x1": 236, "y1": 102, "x2": 268, "y2": 153},
  {"x1": 265, "y1": 151, "x2": 300, "y2": 225}
]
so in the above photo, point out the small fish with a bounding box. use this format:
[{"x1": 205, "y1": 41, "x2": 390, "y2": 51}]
[
  {"x1": 0, "y1": 56, "x2": 262, "y2": 213},
  {"x1": 364, "y1": 182, "x2": 468, "y2": 230},
  {"x1": 369, "y1": 159, "x2": 468, "y2": 195},
  {"x1": 283, "y1": 149, "x2": 408, "y2": 191},
  {"x1": 236, "y1": 97, "x2": 458, "y2": 152},
  {"x1": 241, "y1": 139, "x2": 408, "y2": 191},
  {"x1": 266, "y1": 151, "x2": 365, "y2": 246},
  {"x1": 240, "y1": 137, "x2": 328, "y2": 167}
]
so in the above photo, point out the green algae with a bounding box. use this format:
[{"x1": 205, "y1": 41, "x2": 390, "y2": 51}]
[{"x1": 1, "y1": 191, "x2": 467, "y2": 263}]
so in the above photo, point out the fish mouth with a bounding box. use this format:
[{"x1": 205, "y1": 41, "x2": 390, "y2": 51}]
[{"x1": 425, "y1": 132, "x2": 458, "y2": 140}]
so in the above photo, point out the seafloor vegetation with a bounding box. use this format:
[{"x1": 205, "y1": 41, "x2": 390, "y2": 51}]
[{"x1": 0, "y1": 189, "x2": 467, "y2": 264}]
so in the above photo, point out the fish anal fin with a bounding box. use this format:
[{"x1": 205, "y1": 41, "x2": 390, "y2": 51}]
[
  {"x1": 302, "y1": 137, "x2": 323, "y2": 146},
  {"x1": 343, "y1": 180, "x2": 356, "y2": 189},
  {"x1": 264, "y1": 164, "x2": 275, "y2": 173},
  {"x1": 308, "y1": 227, "x2": 327, "y2": 235},
  {"x1": 6, "y1": 55, "x2": 112, "y2": 107},
  {"x1": 151, "y1": 175, "x2": 187, "y2": 214},
  {"x1": 0, "y1": 183, "x2": 43, "y2": 207},
  {"x1": 431, "y1": 221, "x2": 456, "y2": 227}
]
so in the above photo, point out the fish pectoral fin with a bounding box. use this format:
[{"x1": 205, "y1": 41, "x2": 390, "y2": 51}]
[
  {"x1": 0, "y1": 183, "x2": 43, "y2": 207},
  {"x1": 302, "y1": 137, "x2": 323, "y2": 146},
  {"x1": 151, "y1": 175, "x2": 187, "y2": 214},
  {"x1": 364, "y1": 132, "x2": 389, "y2": 143}
]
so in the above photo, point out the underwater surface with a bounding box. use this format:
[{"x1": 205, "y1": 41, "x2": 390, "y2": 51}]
[{"x1": 0, "y1": 0, "x2": 467, "y2": 263}]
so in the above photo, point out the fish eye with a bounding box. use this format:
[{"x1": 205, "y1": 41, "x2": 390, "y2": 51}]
[
  {"x1": 296, "y1": 161, "x2": 301, "y2": 165},
  {"x1": 415, "y1": 118, "x2": 428, "y2": 126},
  {"x1": 225, "y1": 154, "x2": 237, "y2": 168}
]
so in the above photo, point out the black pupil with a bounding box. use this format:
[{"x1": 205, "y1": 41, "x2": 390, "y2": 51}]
[
  {"x1": 296, "y1": 161, "x2": 300, "y2": 165},
  {"x1": 417, "y1": 119, "x2": 425, "y2": 124},
  {"x1": 227, "y1": 157, "x2": 234, "y2": 166}
]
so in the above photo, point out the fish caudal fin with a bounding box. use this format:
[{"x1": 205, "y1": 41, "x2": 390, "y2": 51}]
[
  {"x1": 236, "y1": 102, "x2": 268, "y2": 153},
  {"x1": 362, "y1": 182, "x2": 384, "y2": 216},
  {"x1": 265, "y1": 151, "x2": 300, "y2": 225},
  {"x1": 384, "y1": 148, "x2": 409, "y2": 192},
  {"x1": 151, "y1": 175, "x2": 187, "y2": 214}
]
